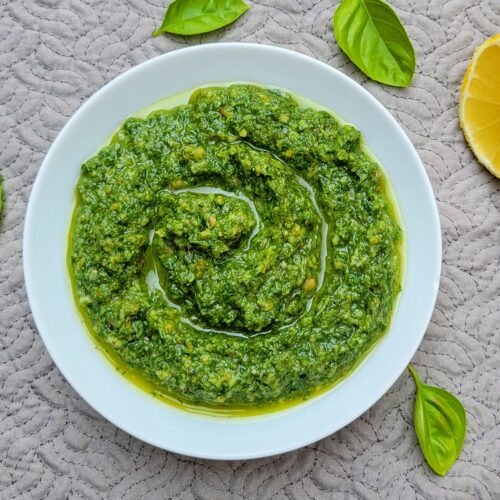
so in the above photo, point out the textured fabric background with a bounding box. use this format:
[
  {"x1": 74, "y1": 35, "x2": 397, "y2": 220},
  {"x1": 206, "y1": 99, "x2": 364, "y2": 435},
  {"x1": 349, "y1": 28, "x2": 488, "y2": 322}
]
[{"x1": 1, "y1": 0, "x2": 499, "y2": 498}]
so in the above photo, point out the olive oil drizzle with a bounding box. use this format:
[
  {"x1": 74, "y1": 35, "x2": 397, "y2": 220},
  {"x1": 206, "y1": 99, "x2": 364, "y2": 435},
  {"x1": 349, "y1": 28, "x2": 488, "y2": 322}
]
[{"x1": 143, "y1": 172, "x2": 328, "y2": 339}]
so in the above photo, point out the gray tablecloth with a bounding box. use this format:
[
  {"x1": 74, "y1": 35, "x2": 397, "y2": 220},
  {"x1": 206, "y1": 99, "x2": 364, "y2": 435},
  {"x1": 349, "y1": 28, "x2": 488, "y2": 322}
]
[{"x1": 1, "y1": 0, "x2": 499, "y2": 498}]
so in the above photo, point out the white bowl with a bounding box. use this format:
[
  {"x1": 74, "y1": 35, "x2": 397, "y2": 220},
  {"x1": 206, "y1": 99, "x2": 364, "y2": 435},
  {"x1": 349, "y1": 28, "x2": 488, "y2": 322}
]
[{"x1": 23, "y1": 43, "x2": 441, "y2": 460}]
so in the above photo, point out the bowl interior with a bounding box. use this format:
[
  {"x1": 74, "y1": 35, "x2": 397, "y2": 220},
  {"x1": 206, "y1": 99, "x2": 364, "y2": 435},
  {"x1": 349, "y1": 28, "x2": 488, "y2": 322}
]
[{"x1": 24, "y1": 43, "x2": 441, "y2": 460}]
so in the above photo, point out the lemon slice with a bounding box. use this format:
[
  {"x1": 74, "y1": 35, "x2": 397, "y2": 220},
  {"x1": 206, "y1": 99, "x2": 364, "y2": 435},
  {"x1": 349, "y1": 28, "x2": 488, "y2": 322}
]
[{"x1": 459, "y1": 34, "x2": 500, "y2": 178}]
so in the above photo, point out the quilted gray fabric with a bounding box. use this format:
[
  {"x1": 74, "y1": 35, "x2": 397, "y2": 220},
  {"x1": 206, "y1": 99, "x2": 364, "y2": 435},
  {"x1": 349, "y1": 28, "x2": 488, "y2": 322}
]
[{"x1": 1, "y1": 0, "x2": 499, "y2": 498}]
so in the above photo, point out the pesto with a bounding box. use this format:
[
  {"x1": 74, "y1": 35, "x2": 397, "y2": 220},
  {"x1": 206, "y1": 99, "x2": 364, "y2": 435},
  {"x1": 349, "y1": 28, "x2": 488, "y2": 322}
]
[{"x1": 70, "y1": 85, "x2": 402, "y2": 409}]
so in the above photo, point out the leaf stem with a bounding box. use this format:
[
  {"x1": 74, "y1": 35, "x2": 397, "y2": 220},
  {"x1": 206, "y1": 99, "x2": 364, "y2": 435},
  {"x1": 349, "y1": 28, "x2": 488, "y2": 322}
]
[{"x1": 408, "y1": 364, "x2": 422, "y2": 388}]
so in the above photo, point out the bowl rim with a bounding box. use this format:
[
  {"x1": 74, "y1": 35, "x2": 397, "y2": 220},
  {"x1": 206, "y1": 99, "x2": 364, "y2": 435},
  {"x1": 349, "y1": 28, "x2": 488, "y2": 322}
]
[{"x1": 23, "y1": 42, "x2": 442, "y2": 459}]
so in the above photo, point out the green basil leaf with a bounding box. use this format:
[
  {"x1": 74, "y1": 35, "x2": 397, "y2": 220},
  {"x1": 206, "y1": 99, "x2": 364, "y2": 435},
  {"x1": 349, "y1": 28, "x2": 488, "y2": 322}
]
[
  {"x1": 333, "y1": 0, "x2": 415, "y2": 87},
  {"x1": 153, "y1": 0, "x2": 249, "y2": 37},
  {"x1": 409, "y1": 366, "x2": 466, "y2": 476}
]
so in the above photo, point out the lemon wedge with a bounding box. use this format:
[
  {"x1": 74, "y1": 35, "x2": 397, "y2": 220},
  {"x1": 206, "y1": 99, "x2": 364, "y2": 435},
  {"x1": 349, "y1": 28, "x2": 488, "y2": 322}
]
[{"x1": 459, "y1": 34, "x2": 500, "y2": 178}]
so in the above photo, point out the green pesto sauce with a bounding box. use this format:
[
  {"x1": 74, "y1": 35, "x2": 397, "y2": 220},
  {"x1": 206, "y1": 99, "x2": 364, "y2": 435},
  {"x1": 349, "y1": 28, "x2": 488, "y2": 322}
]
[{"x1": 69, "y1": 85, "x2": 402, "y2": 411}]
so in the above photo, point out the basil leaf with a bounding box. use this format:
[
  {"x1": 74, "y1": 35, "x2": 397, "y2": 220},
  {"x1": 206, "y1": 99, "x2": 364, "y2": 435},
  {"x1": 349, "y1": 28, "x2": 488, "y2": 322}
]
[
  {"x1": 153, "y1": 0, "x2": 249, "y2": 37},
  {"x1": 409, "y1": 366, "x2": 466, "y2": 476},
  {"x1": 333, "y1": 0, "x2": 415, "y2": 87}
]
